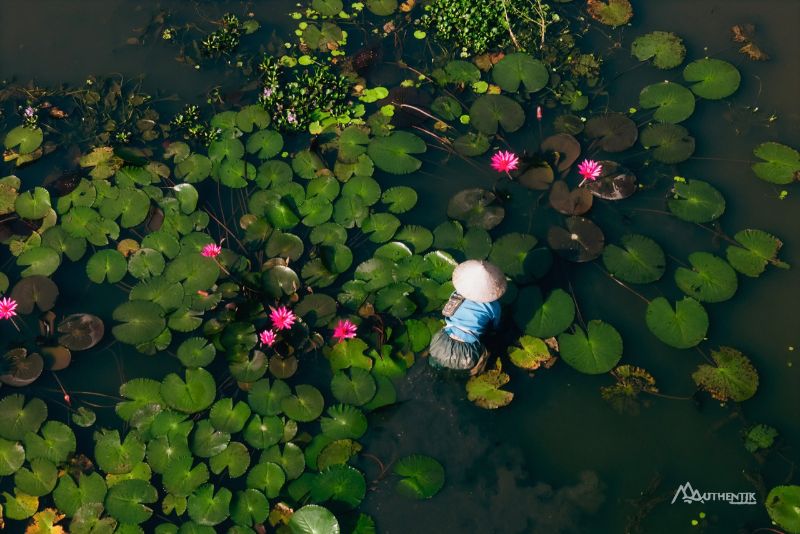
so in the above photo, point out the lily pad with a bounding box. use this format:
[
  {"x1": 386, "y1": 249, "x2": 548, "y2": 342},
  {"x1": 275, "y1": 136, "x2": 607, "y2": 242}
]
[
  {"x1": 488, "y1": 232, "x2": 536, "y2": 280},
  {"x1": 0, "y1": 395, "x2": 47, "y2": 440},
  {"x1": 683, "y1": 58, "x2": 741, "y2": 99},
  {"x1": 94, "y1": 429, "x2": 144, "y2": 475},
  {"x1": 23, "y1": 420, "x2": 76, "y2": 463},
  {"x1": 640, "y1": 123, "x2": 695, "y2": 163},
  {"x1": 112, "y1": 300, "x2": 166, "y2": 345},
  {"x1": 584, "y1": 113, "x2": 638, "y2": 152},
  {"x1": 513, "y1": 287, "x2": 575, "y2": 338},
  {"x1": 507, "y1": 336, "x2": 553, "y2": 371},
  {"x1": 639, "y1": 82, "x2": 695, "y2": 123},
  {"x1": 765, "y1": 486, "x2": 800, "y2": 533},
  {"x1": 646, "y1": 297, "x2": 708, "y2": 349},
  {"x1": 17, "y1": 247, "x2": 60, "y2": 277},
  {"x1": 52, "y1": 471, "x2": 107, "y2": 517},
  {"x1": 726, "y1": 229, "x2": 789, "y2": 277},
  {"x1": 549, "y1": 181, "x2": 593, "y2": 215},
  {"x1": 0, "y1": 438, "x2": 25, "y2": 476},
  {"x1": 0, "y1": 349, "x2": 44, "y2": 387},
  {"x1": 381, "y1": 186, "x2": 418, "y2": 213},
  {"x1": 281, "y1": 385, "x2": 325, "y2": 422},
  {"x1": 466, "y1": 362, "x2": 513, "y2": 409},
  {"x1": 751, "y1": 142, "x2": 800, "y2": 184},
  {"x1": 14, "y1": 457, "x2": 57, "y2": 496},
  {"x1": 541, "y1": 134, "x2": 581, "y2": 172},
  {"x1": 631, "y1": 31, "x2": 686, "y2": 69},
  {"x1": 161, "y1": 368, "x2": 216, "y2": 414},
  {"x1": 367, "y1": 131, "x2": 426, "y2": 175},
  {"x1": 331, "y1": 368, "x2": 376, "y2": 406},
  {"x1": 558, "y1": 321, "x2": 623, "y2": 374},
  {"x1": 365, "y1": 0, "x2": 397, "y2": 16},
  {"x1": 104, "y1": 479, "x2": 158, "y2": 524},
  {"x1": 469, "y1": 95, "x2": 525, "y2": 135},
  {"x1": 453, "y1": 132, "x2": 491, "y2": 157},
  {"x1": 4, "y1": 126, "x2": 43, "y2": 154},
  {"x1": 393, "y1": 454, "x2": 445, "y2": 499},
  {"x1": 675, "y1": 252, "x2": 738, "y2": 302},
  {"x1": 602, "y1": 234, "x2": 665, "y2": 284},
  {"x1": 491, "y1": 53, "x2": 548, "y2": 93},
  {"x1": 311, "y1": 464, "x2": 366, "y2": 508},
  {"x1": 446, "y1": 188, "x2": 505, "y2": 230},
  {"x1": 547, "y1": 216, "x2": 605, "y2": 262},
  {"x1": 584, "y1": 160, "x2": 637, "y2": 200},
  {"x1": 667, "y1": 180, "x2": 725, "y2": 223},
  {"x1": 587, "y1": 0, "x2": 632, "y2": 27},
  {"x1": 518, "y1": 162, "x2": 555, "y2": 190},
  {"x1": 246, "y1": 130, "x2": 283, "y2": 160},
  {"x1": 692, "y1": 346, "x2": 758, "y2": 402},
  {"x1": 289, "y1": 504, "x2": 340, "y2": 534},
  {"x1": 86, "y1": 249, "x2": 127, "y2": 284},
  {"x1": 187, "y1": 484, "x2": 231, "y2": 526}
]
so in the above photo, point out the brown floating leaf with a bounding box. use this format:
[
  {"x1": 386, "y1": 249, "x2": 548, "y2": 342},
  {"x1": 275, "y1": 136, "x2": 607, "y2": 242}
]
[
  {"x1": 731, "y1": 24, "x2": 769, "y2": 61},
  {"x1": 549, "y1": 181, "x2": 593, "y2": 215}
]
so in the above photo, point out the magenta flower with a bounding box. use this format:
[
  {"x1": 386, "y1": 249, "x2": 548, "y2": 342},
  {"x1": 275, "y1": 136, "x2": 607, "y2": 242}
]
[
  {"x1": 577, "y1": 159, "x2": 603, "y2": 182},
  {"x1": 0, "y1": 297, "x2": 18, "y2": 320},
  {"x1": 332, "y1": 319, "x2": 358, "y2": 343},
  {"x1": 270, "y1": 306, "x2": 296, "y2": 331},
  {"x1": 536, "y1": 106, "x2": 543, "y2": 121},
  {"x1": 490, "y1": 150, "x2": 520, "y2": 173},
  {"x1": 259, "y1": 329, "x2": 277, "y2": 347},
  {"x1": 201, "y1": 243, "x2": 222, "y2": 258}
]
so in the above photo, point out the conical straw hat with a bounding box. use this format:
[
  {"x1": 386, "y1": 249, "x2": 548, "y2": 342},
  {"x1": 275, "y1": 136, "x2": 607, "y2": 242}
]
[{"x1": 452, "y1": 260, "x2": 507, "y2": 303}]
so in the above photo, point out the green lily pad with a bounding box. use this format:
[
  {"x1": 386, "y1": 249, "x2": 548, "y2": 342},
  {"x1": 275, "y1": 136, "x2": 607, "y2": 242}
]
[
  {"x1": 631, "y1": 31, "x2": 686, "y2": 69},
  {"x1": 52, "y1": 471, "x2": 107, "y2": 517},
  {"x1": 112, "y1": 300, "x2": 166, "y2": 345},
  {"x1": 191, "y1": 419, "x2": 230, "y2": 458},
  {"x1": 584, "y1": 113, "x2": 638, "y2": 152},
  {"x1": 246, "y1": 130, "x2": 283, "y2": 160},
  {"x1": 751, "y1": 142, "x2": 800, "y2": 184},
  {"x1": 2, "y1": 490, "x2": 39, "y2": 520},
  {"x1": 453, "y1": 132, "x2": 491, "y2": 157},
  {"x1": 640, "y1": 123, "x2": 695, "y2": 163},
  {"x1": 236, "y1": 104, "x2": 271, "y2": 132},
  {"x1": 209, "y1": 398, "x2": 251, "y2": 434},
  {"x1": 87, "y1": 249, "x2": 127, "y2": 284},
  {"x1": 187, "y1": 484, "x2": 231, "y2": 526},
  {"x1": 602, "y1": 234, "x2": 665, "y2": 284},
  {"x1": 263, "y1": 442, "x2": 306, "y2": 480},
  {"x1": 466, "y1": 363, "x2": 513, "y2": 409},
  {"x1": 14, "y1": 457, "x2": 57, "y2": 496},
  {"x1": 507, "y1": 336, "x2": 553, "y2": 370},
  {"x1": 469, "y1": 95, "x2": 525, "y2": 135},
  {"x1": 23, "y1": 420, "x2": 75, "y2": 463},
  {"x1": 447, "y1": 188, "x2": 504, "y2": 230},
  {"x1": 333, "y1": 195, "x2": 368, "y2": 228},
  {"x1": 381, "y1": 186, "x2": 418, "y2": 213},
  {"x1": 127, "y1": 248, "x2": 166, "y2": 279},
  {"x1": 488, "y1": 232, "x2": 536, "y2": 281},
  {"x1": 558, "y1": 321, "x2": 623, "y2": 374},
  {"x1": 116, "y1": 378, "x2": 163, "y2": 421},
  {"x1": 337, "y1": 126, "x2": 369, "y2": 163},
  {"x1": 331, "y1": 368, "x2": 376, "y2": 406},
  {"x1": 94, "y1": 429, "x2": 145, "y2": 475},
  {"x1": 176, "y1": 337, "x2": 216, "y2": 368},
  {"x1": 210, "y1": 442, "x2": 250, "y2": 479},
  {"x1": 587, "y1": 0, "x2": 632, "y2": 27},
  {"x1": 765, "y1": 485, "x2": 800, "y2": 533},
  {"x1": 230, "y1": 488, "x2": 268, "y2": 527},
  {"x1": 667, "y1": 179, "x2": 725, "y2": 223},
  {"x1": 393, "y1": 454, "x2": 445, "y2": 499},
  {"x1": 692, "y1": 346, "x2": 758, "y2": 402},
  {"x1": 491, "y1": 53, "x2": 548, "y2": 93},
  {"x1": 646, "y1": 297, "x2": 708, "y2": 349},
  {"x1": 4, "y1": 126, "x2": 43, "y2": 154},
  {"x1": 17, "y1": 246, "x2": 61, "y2": 277},
  {"x1": 288, "y1": 504, "x2": 340, "y2": 534},
  {"x1": 161, "y1": 368, "x2": 216, "y2": 414},
  {"x1": 0, "y1": 438, "x2": 25, "y2": 476},
  {"x1": 104, "y1": 479, "x2": 158, "y2": 524},
  {"x1": 176, "y1": 154, "x2": 213, "y2": 183},
  {"x1": 639, "y1": 82, "x2": 695, "y2": 123},
  {"x1": 311, "y1": 464, "x2": 366, "y2": 508},
  {"x1": 313, "y1": 0, "x2": 344, "y2": 16},
  {"x1": 281, "y1": 385, "x2": 325, "y2": 422},
  {"x1": 431, "y1": 96, "x2": 462, "y2": 121},
  {"x1": 675, "y1": 252, "x2": 738, "y2": 302},
  {"x1": 443, "y1": 60, "x2": 480, "y2": 83},
  {"x1": 246, "y1": 461, "x2": 285, "y2": 498},
  {"x1": 726, "y1": 229, "x2": 789, "y2": 277},
  {"x1": 0, "y1": 395, "x2": 47, "y2": 440},
  {"x1": 683, "y1": 58, "x2": 741, "y2": 99},
  {"x1": 163, "y1": 455, "x2": 209, "y2": 497},
  {"x1": 248, "y1": 379, "x2": 291, "y2": 417},
  {"x1": 513, "y1": 287, "x2": 575, "y2": 338},
  {"x1": 367, "y1": 131, "x2": 426, "y2": 175},
  {"x1": 14, "y1": 187, "x2": 51, "y2": 219},
  {"x1": 396, "y1": 225, "x2": 433, "y2": 253},
  {"x1": 320, "y1": 404, "x2": 368, "y2": 440}
]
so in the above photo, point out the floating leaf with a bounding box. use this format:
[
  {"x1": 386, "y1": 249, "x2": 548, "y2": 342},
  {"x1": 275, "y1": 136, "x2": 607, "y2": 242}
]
[
  {"x1": 393, "y1": 455, "x2": 445, "y2": 499},
  {"x1": 453, "y1": 132, "x2": 491, "y2": 157},
  {"x1": 176, "y1": 337, "x2": 216, "y2": 368},
  {"x1": 94, "y1": 429, "x2": 144, "y2": 475},
  {"x1": 331, "y1": 368, "x2": 376, "y2": 406},
  {"x1": 667, "y1": 179, "x2": 725, "y2": 223},
  {"x1": 631, "y1": 31, "x2": 686, "y2": 69},
  {"x1": 0, "y1": 437, "x2": 25, "y2": 476},
  {"x1": 230, "y1": 488, "x2": 268, "y2": 527},
  {"x1": 381, "y1": 186, "x2": 417, "y2": 213},
  {"x1": 23, "y1": 420, "x2": 75, "y2": 463},
  {"x1": 161, "y1": 368, "x2": 216, "y2": 414},
  {"x1": 104, "y1": 479, "x2": 158, "y2": 524},
  {"x1": 765, "y1": 486, "x2": 800, "y2": 534},
  {"x1": 547, "y1": 216, "x2": 605, "y2": 262},
  {"x1": 469, "y1": 95, "x2": 525, "y2": 135},
  {"x1": 4, "y1": 126, "x2": 44, "y2": 154},
  {"x1": 367, "y1": 131, "x2": 426, "y2": 174},
  {"x1": 726, "y1": 229, "x2": 789, "y2": 277},
  {"x1": 751, "y1": 142, "x2": 800, "y2": 184},
  {"x1": 602, "y1": 234, "x2": 665, "y2": 284},
  {"x1": 646, "y1": 297, "x2": 708, "y2": 349},
  {"x1": 640, "y1": 123, "x2": 695, "y2": 163},
  {"x1": 247, "y1": 461, "x2": 285, "y2": 498},
  {"x1": 692, "y1": 346, "x2": 758, "y2": 402},
  {"x1": 513, "y1": 287, "x2": 575, "y2": 338},
  {"x1": 587, "y1": 0, "x2": 632, "y2": 27},
  {"x1": 584, "y1": 113, "x2": 638, "y2": 152},
  {"x1": 187, "y1": 484, "x2": 231, "y2": 526},
  {"x1": 639, "y1": 82, "x2": 695, "y2": 123},
  {"x1": 541, "y1": 133, "x2": 581, "y2": 172},
  {"x1": 288, "y1": 504, "x2": 340, "y2": 534},
  {"x1": 246, "y1": 130, "x2": 283, "y2": 160},
  {"x1": 14, "y1": 458, "x2": 57, "y2": 496},
  {"x1": 488, "y1": 232, "x2": 536, "y2": 281},
  {"x1": 52, "y1": 471, "x2": 107, "y2": 517},
  {"x1": 683, "y1": 58, "x2": 741, "y2": 99},
  {"x1": 558, "y1": 321, "x2": 623, "y2": 374},
  {"x1": 0, "y1": 349, "x2": 44, "y2": 387},
  {"x1": 112, "y1": 301, "x2": 166, "y2": 345},
  {"x1": 17, "y1": 247, "x2": 61, "y2": 277},
  {"x1": 311, "y1": 464, "x2": 366, "y2": 508},
  {"x1": 548, "y1": 181, "x2": 593, "y2": 215},
  {"x1": 675, "y1": 252, "x2": 738, "y2": 302},
  {"x1": 584, "y1": 160, "x2": 637, "y2": 200},
  {"x1": 281, "y1": 385, "x2": 325, "y2": 422},
  {"x1": 0, "y1": 395, "x2": 47, "y2": 440},
  {"x1": 320, "y1": 405, "x2": 368, "y2": 440},
  {"x1": 466, "y1": 361, "x2": 513, "y2": 409},
  {"x1": 447, "y1": 188, "x2": 505, "y2": 230},
  {"x1": 491, "y1": 53, "x2": 548, "y2": 93},
  {"x1": 86, "y1": 249, "x2": 127, "y2": 284},
  {"x1": 507, "y1": 336, "x2": 555, "y2": 371}
]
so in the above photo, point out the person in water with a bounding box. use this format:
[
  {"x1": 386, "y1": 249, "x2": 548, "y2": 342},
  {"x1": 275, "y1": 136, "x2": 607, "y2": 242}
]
[{"x1": 428, "y1": 260, "x2": 507, "y2": 375}]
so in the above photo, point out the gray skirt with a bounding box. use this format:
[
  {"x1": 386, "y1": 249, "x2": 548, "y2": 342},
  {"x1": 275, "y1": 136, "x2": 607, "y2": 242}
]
[{"x1": 428, "y1": 329, "x2": 485, "y2": 371}]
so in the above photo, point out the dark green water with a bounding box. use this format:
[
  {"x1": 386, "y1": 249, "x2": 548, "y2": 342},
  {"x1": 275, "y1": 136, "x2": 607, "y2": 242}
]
[{"x1": 1, "y1": 1, "x2": 799, "y2": 533}]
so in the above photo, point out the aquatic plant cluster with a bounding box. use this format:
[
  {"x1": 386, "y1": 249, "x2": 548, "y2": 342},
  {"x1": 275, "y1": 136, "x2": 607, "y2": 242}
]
[{"x1": 0, "y1": 0, "x2": 799, "y2": 532}]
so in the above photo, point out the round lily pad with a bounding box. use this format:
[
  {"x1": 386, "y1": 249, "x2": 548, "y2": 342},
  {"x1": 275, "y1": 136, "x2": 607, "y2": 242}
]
[
  {"x1": 558, "y1": 321, "x2": 623, "y2": 374},
  {"x1": 631, "y1": 31, "x2": 686, "y2": 69},
  {"x1": 104, "y1": 479, "x2": 158, "y2": 524},
  {"x1": 692, "y1": 346, "x2": 758, "y2": 402},
  {"x1": 465, "y1": 364, "x2": 513, "y2": 409},
  {"x1": 311, "y1": 464, "x2": 366, "y2": 508},
  {"x1": 0, "y1": 438, "x2": 25, "y2": 476},
  {"x1": 161, "y1": 368, "x2": 216, "y2": 414},
  {"x1": 645, "y1": 297, "x2": 708, "y2": 349},
  {"x1": 726, "y1": 229, "x2": 789, "y2": 278},
  {"x1": 518, "y1": 163, "x2": 555, "y2": 190},
  {"x1": 86, "y1": 249, "x2": 127, "y2": 284},
  {"x1": 288, "y1": 504, "x2": 340, "y2": 534},
  {"x1": 587, "y1": 0, "x2": 632, "y2": 27},
  {"x1": 602, "y1": 234, "x2": 665, "y2": 284},
  {"x1": 549, "y1": 181, "x2": 593, "y2": 216},
  {"x1": 584, "y1": 160, "x2": 637, "y2": 200},
  {"x1": 584, "y1": 113, "x2": 638, "y2": 152},
  {"x1": 765, "y1": 485, "x2": 800, "y2": 533},
  {"x1": 0, "y1": 349, "x2": 44, "y2": 387},
  {"x1": 112, "y1": 300, "x2": 166, "y2": 345},
  {"x1": 640, "y1": 123, "x2": 695, "y2": 163},
  {"x1": 513, "y1": 287, "x2": 575, "y2": 338},
  {"x1": 393, "y1": 454, "x2": 445, "y2": 499},
  {"x1": 507, "y1": 336, "x2": 553, "y2": 370},
  {"x1": 381, "y1": 186, "x2": 418, "y2": 213},
  {"x1": 320, "y1": 404, "x2": 368, "y2": 440},
  {"x1": 23, "y1": 420, "x2": 76, "y2": 463},
  {"x1": 547, "y1": 216, "x2": 605, "y2": 262},
  {"x1": 541, "y1": 133, "x2": 581, "y2": 172},
  {"x1": 367, "y1": 131, "x2": 426, "y2": 175},
  {"x1": 331, "y1": 368, "x2": 376, "y2": 406},
  {"x1": 469, "y1": 95, "x2": 525, "y2": 135},
  {"x1": 453, "y1": 132, "x2": 490, "y2": 157},
  {"x1": 683, "y1": 58, "x2": 741, "y2": 99},
  {"x1": 187, "y1": 484, "x2": 231, "y2": 527},
  {"x1": 4, "y1": 126, "x2": 43, "y2": 154},
  {"x1": 751, "y1": 142, "x2": 800, "y2": 184},
  {"x1": 230, "y1": 488, "x2": 268, "y2": 527},
  {"x1": 491, "y1": 53, "x2": 548, "y2": 93},
  {"x1": 488, "y1": 232, "x2": 537, "y2": 281},
  {"x1": 667, "y1": 180, "x2": 725, "y2": 223},
  {"x1": 281, "y1": 385, "x2": 324, "y2": 422},
  {"x1": 675, "y1": 252, "x2": 738, "y2": 302},
  {"x1": 639, "y1": 82, "x2": 695, "y2": 123},
  {"x1": 9, "y1": 275, "x2": 58, "y2": 314},
  {"x1": 447, "y1": 188, "x2": 504, "y2": 230}
]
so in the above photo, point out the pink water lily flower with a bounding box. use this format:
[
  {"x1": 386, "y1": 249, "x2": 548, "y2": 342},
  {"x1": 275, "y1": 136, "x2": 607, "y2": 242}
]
[
  {"x1": 490, "y1": 150, "x2": 520, "y2": 173},
  {"x1": 259, "y1": 329, "x2": 277, "y2": 347},
  {"x1": 0, "y1": 297, "x2": 18, "y2": 320},
  {"x1": 332, "y1": 319, "x2": 358, "y2": 343},
  {"x1": 270, "y1": 306, "x2": 296, "y2": 331},
  {"x1": 201, "y1": 243, "x2": 222, "y2": 258},
  {"x1": 577, "y1": 159, "x2": 603, "y2": 182}
]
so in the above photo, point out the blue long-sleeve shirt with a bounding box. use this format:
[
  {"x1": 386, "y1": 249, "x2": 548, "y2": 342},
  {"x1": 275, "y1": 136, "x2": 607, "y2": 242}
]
[{"x1": 443, "y1": 295, "x2": 501, "y2": 343}]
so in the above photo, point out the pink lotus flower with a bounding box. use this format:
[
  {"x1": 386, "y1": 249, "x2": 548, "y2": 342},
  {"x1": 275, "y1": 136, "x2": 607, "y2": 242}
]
[
  {"x1": 536, "y1": 106, "x2": 543, "y2": 121},
  {"x1": 259, "y1": 329, "x2": 277, "y2": 347},
  {"x1": 270, "y1": 306, "x2": 296, "y2": 331},
  {"x1": 490, "y1": 150, "x2": 520, "y2": 173},
  {"x1": 201, "y1": 243, "x2": 222, "y2": 258},
  {"x1": 0, "y1": 297, "x2": 18, "y2": 320},
  {"x1": 577, "y1": 159, "x2": 603, "y2": 182},
  {"x1": 332, "y1": 319, "x2": 358, "y2": 343}
]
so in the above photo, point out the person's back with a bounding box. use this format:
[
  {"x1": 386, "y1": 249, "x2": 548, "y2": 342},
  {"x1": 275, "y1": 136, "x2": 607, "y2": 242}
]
[{"x1": 443, "y1": 297, "x2": 501, "y2": 344}]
